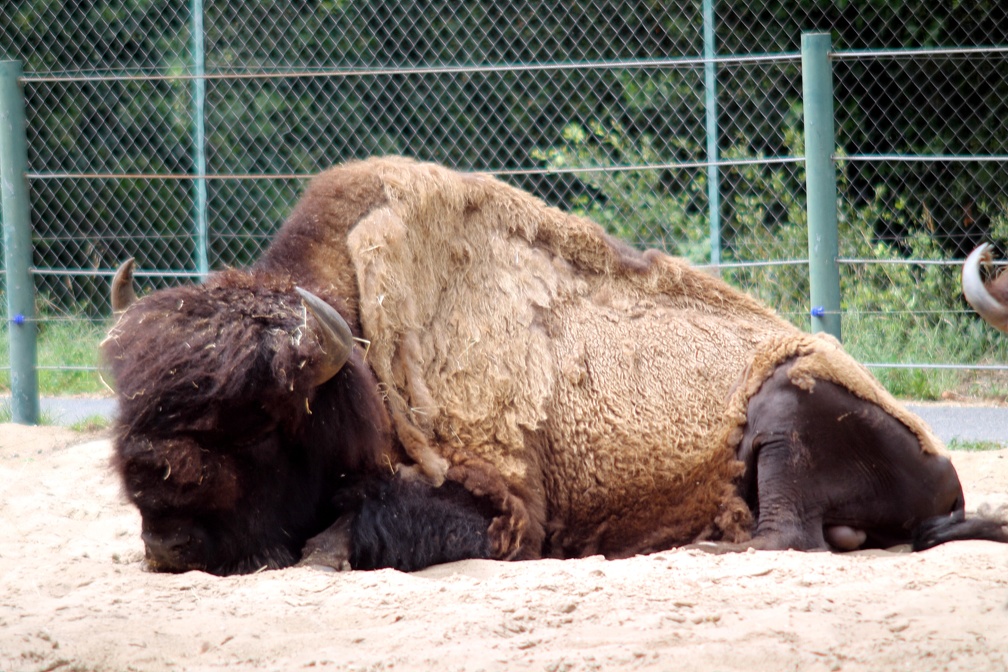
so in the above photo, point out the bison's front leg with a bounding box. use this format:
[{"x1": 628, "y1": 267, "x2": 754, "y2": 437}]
[
  {"x1": 299, "y1": 514, "x2": 355, "y2": 570},
  {"x1": 733, "y1": 361, "x2": 964, "y2": 552},
  {"x1": 299, "y1": 478, "x2": 494, "y2": 572}
]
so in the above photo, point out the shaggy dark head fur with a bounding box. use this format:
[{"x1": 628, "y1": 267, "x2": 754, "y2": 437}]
[{"x1": 103, "y1": 269, "x2": 394, "y2": 575}]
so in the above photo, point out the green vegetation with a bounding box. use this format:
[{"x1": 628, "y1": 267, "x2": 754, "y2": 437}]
[
  {"x1": 0, "y1": 316, "x2": 109, "y2": 396},
  {"x1": 947, "y1": 438, "x2": 1006, "y2": 452},
  {"x1": 0, "y1": 402, "x2": 57, "y2": 425},
  {"x1": 0, "y1": 400, "x2": 109, "y2": 431},
  {"x1": 69, "y1": 414, "x2": 112, "y2": 433}
]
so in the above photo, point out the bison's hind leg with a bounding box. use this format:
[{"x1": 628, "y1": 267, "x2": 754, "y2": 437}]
[
  {"x1": 736, "y1": 362, "x2": 965, "y2": 552},
  {"x1": 912, "y1": 508, "x2": 1008, "y2": 550}
]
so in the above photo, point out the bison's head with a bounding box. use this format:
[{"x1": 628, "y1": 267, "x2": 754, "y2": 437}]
[{"x1": 103, "y1": 263, "x2": 392, "y2": 575}]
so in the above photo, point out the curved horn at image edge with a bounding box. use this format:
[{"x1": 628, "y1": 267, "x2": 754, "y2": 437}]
[
  {"x1": 295, "y1": 286, "x2": 354, "y2": 383},
  {"x1": 111, "y1": 258, "x2": 138, "y2": 312},
  {"x1": 962, "y1": 243, "x2": 1008, "y2": 334}
]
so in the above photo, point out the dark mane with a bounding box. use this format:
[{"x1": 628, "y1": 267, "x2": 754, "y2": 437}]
[
  {"x1": 107, "y1": 271, "x2": 332, "y2": 431},
  {"x1": 105, "y1": 267, "x2": 394, "y2": 470}
]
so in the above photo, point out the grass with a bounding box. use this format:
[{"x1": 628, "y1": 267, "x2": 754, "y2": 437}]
[
  {"x1": 842, "y1": 311, "x2": 1008, "y2": 401},
  {"x1": 68, "y1": 414, "x2": 113, "y2": 432},
  {"x1": 0, "y1": 401, "x2": 58, "y2": 425},
  {"x1": 946, "y1": 438, "x2": 1006, "y2": 452},
  {"x1": 0, "y1": 400, "x2": 112, "y2": 431},
  {"x1": 0, "y1": 317, "x2": 111, "y2": 396}
]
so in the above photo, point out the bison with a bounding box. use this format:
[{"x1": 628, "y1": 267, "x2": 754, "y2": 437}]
[
  {"x1": 103, "y1": 156, "x2": 1007, "y2": 575},
  {"x1": 963, "y1": 242, "x2": 1008, "y2": 334}
]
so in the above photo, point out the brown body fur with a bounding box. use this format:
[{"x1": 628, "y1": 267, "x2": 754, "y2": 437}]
[{"x1": 245, "y1": 156, "x2": 943, "y2": 560}]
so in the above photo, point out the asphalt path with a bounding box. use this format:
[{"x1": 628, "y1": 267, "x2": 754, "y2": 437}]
[
  {"x1": 905, "y1": 402, "x2": 1008, "y2": 445},
  {"x1": 2, "y1": 396, "x2": 1005, "y2": 446},
  {"x1": 2, "y1": 396, "x2": 117, "y2": 427}
]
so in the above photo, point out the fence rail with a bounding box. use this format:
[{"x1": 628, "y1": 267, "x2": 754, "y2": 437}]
[{"x1": 2, "y1": 1, "x2": 1008, "y2": 423}]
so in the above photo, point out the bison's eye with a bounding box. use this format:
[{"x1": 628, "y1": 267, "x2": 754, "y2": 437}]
[
  {"x1": 197, "y1": 408, "x2": 279, "y2": 453},
  {"x1": 228, "y1": 427, "x2": 276, "y2": 450}
]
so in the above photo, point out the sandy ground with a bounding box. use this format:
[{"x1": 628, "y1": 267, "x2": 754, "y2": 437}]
[{"x1": 1, "y1": 424, "x2": 1007, "y2": 672}]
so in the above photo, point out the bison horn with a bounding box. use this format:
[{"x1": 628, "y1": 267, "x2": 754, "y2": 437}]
[
  {"x1": 111, "y1": 258, "x2": 138, "y2": 312},
  {"x1": 962, "y1": 243, "x2": 1008, "y2": 334},
  {"x1": 295, "y1": 286, "x2": 355, "y2": 383}
]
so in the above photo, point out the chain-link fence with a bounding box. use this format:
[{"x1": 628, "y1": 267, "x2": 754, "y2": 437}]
[{"x1": 1, "y1": 1, "x2": 1007, "y2": 403}]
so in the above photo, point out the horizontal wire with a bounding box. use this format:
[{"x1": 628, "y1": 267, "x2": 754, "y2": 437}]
[
  {"x1": 701, "y1": 259, "x2": 807, "y2": 269},
  {"x1": 805, "y1": 308, "x2": 974, "y2": 316},
  {"x1": 22, "y1": 52, "x2": 801, "y2": 84},
  {"x1": 862, "y1": 362, "x2": 1008, "y2": 371},
  {"x1": 840, "y1": 258, "x2": 1008, "y2": 268},
  {"x1": 25, "y1": 308, "x2": 981, "y2": 319},
  {"x1": 27, "y1": 172, "x2": 309, "y2": 181},
  {"x1": 834, "y1": 45, "x2": 1008, "y2": 60},
  {"x1": 27, "y1": 154, "x2": 1003, "y2": 181},
  {"x1": 842, "y1": 154, "x2": 1008, "y2": 163},
  {"x1": 25, "y1": 44, "x2": 1006, "y2": 86},
  {"x1": 26, "y1": 257, "x2": 810, "y2": 279},
  {"x1": 19, "y1": 315, "x2": 107, "y2": 322},
  {"x1": 845, "y1": 309, "x2": 974, "y2": 316},
  {"x1": 838, "y1": 257, "x2": 962, "y2": 266},
  {"x1": 492, "y1": 156, "x2": 802, "y2": 176},
  {"x1": 23, "y1": 257, "x2": 985, "y2": 277},
  {"x1": 26, "y1": 156, "x2": 804, "y2": 182},
  {"x1": 30, "y1": 267, "x2": 204, "y2": 278},
  {"x1": 26, "y1": 308, "x2": 978, "y2": 319}
]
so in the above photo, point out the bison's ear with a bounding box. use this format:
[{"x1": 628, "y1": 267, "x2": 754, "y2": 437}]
[
  {"x1": 295, "y1": 287, "x2": 355, "y2": 386},
  {"x1": 111, "y1": 258, "x2": 138, "y2": 313}
]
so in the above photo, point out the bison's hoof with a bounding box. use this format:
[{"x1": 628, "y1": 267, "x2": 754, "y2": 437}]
[
  {"x1": 298, "y1": 513, "x2": 355, "y2": 572},
  {"x1": 680, "y1": 541, "x2": 751, "y2": 555}
]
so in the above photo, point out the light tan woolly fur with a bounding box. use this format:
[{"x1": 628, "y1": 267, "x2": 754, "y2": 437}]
[{"x1": 304, "y1": 156, "x2": 944, "y2": 560}]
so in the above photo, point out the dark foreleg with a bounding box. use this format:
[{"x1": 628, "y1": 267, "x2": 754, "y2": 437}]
[{"x1": 300, "y1": 478, "x2": 493, "y2": 572}]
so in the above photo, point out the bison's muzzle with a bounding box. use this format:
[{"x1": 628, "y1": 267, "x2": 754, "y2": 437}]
[{"x1": 141, "y1": 522, "x2": 210, "y2": 574}]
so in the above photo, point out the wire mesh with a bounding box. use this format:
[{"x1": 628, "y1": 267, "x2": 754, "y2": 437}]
[
  {"x1": 831, "y1": 47, "x2": 1008, "y2": 394},
  {"x1": 1, "y1": 0, "x2": 1007, "y2": 396}
]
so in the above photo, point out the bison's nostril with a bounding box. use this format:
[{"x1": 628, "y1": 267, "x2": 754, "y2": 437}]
[{"x1": 141, "y1": 530, "x2": 193, "y2": 566}]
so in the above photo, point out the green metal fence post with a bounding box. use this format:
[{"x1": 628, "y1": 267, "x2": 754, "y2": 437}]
[
  {"x1": 702, "y1": 0, "x2": 721, "y2": 269},
  {"x1": 705, "y1": 0, "x2": 721, "y2": 267},
  {"x1": 191, "y1": 0, "x2": 209, "y2": 280},
  {"x1": 801, "y1": 32, "x2": 841, "y2": 340},
  {"x1": 0, "y1": 60, "x2": 40, "y2": 424}
]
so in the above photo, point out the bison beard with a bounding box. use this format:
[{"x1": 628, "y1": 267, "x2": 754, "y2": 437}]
[{"x1": 104, "y1": 157, "x2": 1008, "y2": 576}]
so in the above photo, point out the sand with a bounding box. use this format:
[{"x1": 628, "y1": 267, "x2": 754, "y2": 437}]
[{"x1": 1, "y1": 423, "x2": 1007, "y2": 672}]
